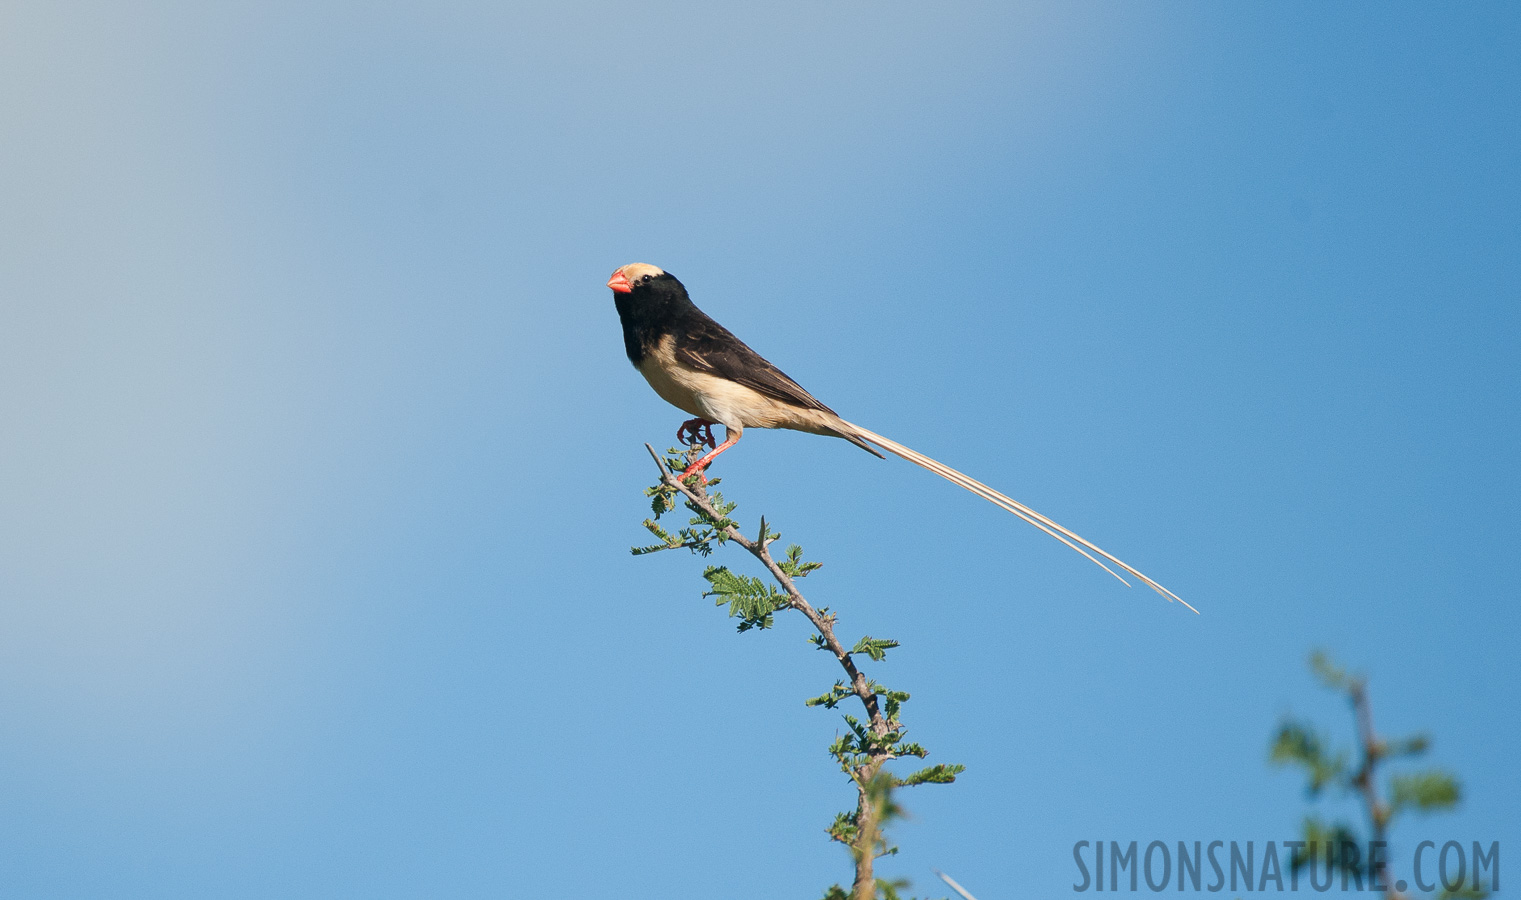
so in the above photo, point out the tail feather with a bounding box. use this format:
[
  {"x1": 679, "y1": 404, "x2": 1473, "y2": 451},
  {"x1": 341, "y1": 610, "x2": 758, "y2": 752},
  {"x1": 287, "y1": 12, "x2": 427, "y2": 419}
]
[
  {"x1": 837, "y1": 420, "x2": 1196, "y2": 613},
  {"x1": 838, "y1": 429, "x2": 887, "y2": 459}
]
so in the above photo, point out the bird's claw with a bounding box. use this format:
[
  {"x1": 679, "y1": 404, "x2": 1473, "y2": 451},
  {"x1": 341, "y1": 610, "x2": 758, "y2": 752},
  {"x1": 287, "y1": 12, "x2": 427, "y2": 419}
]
[{"x1": 676, "y1": 417, "x2": 717, "y2": 450}]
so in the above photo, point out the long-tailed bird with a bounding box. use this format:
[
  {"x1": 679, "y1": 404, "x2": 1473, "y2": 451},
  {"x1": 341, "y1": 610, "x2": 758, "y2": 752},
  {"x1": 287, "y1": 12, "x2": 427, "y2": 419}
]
[{"x1": 607, "y1": 262, "x2": 1193, "y2": 611}]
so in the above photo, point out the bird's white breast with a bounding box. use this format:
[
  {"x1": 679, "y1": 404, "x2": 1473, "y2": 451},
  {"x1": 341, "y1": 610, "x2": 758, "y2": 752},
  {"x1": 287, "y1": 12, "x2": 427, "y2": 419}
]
[{"x1": 635, "y1": 334, "x2": 830, "y2": 432}]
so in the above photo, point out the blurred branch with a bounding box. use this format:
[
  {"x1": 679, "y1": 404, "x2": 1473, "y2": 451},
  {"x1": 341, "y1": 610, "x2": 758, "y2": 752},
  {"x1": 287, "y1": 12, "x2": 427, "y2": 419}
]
[{"x1": 1273, "y1": 651, "x2": 1472, "y2": 900}]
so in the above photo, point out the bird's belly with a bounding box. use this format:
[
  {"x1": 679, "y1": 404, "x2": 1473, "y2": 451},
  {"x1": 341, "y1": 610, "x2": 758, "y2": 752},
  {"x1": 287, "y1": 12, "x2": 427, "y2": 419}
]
[
  {"x1": 636, "y1": 354, "x2": 710, "y2": 420},
  {"x1": 635, "y1": 335, "x2": 837, "y2": 432},
  {"x1": 635, "y1": 353, "x2": 796, "y2": 430}
]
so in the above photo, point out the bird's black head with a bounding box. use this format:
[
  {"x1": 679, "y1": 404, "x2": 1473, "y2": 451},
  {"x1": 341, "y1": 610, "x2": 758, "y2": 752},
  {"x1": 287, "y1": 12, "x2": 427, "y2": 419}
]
[
  {"x1": 606, "y1": 262, "x2": 693, "y2": 364},
  {"x1": 607, "y1": 262, "x2": 684, "y2": 299}
]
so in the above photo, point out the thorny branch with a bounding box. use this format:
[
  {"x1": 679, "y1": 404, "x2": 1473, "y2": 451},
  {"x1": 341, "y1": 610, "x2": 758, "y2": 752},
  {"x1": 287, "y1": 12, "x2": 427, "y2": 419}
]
[
  {"x1": 644, "y1": 444, "x2": 887, "y2": 729},
  {"x1": 640, "y1": 443, "x2": 956, "y2": 900}
]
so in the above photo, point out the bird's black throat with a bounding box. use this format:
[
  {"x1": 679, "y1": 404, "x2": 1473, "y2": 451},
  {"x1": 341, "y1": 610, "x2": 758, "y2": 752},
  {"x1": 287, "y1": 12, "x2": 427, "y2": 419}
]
[{"x1": 613, "y1": 272, "x2": 694, "y2": 366}]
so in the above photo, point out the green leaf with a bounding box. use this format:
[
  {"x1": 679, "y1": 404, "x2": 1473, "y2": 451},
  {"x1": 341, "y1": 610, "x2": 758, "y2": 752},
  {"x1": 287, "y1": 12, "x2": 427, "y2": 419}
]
[
  {"x1": 1384, "y1": 734, "x2": 1431, "y2": 758},
  {"x1": 644, "y1": 481, "x2": 679, "y2": 518},
  {"x1": 1309, "y1": 650, "x2": 1351, "y2": 690},
  {"x1": 897, "y1": 763, "x2": 966, "y2": 787},
  {"x1": 1390, "y1": 771, "x2": 1460, "y2": 813},
  {"x1": 1437, "y1": 883, "x2": 1490, "y2": 900},
  {"x1": 779, "y1": 543, "x2": 823, "y2": 578},
  {"x1": 852, "y1": 636, "x2": 900, "y2": 662},
  {"x1": 1270, "y1": 720, "x2": 1347, "y2": 795},
  {"x1": 1289, "y1": 817, "x2": 1363, "y2": 875},
  {"x1": 894, "y1": 740, "x2": 929, "y2": 759},
  {"x1": 826, "y1": 810, "x2": 859, "y2": 846},
  {"x1": 629, "y1": 519, "x2": 685, "y2": 555},
  {"x1": 806, "y1": 682, "x2": 853, "y2": 709},
  {"x1": 702, "y1": 565, "x2": 789, "y2": 631}
]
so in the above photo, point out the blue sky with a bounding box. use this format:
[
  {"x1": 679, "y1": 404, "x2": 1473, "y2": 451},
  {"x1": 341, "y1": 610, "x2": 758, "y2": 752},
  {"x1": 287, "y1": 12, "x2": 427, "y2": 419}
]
[{"x1": 1, "y1": 2, "x2": 1517, "y2": 897}]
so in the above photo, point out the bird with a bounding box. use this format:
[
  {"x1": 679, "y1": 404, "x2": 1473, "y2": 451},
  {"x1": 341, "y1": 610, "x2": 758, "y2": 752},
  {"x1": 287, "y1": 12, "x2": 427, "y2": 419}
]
[{"x1": 607, "y1": 262, "x2": 1194, "y2": 611}]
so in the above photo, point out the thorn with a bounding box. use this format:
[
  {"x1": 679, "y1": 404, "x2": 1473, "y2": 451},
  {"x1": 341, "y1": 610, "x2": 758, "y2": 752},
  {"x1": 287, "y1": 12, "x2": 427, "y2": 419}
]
[{"x1": 644, "y1": 443, "x2": 670, "y2": 477}]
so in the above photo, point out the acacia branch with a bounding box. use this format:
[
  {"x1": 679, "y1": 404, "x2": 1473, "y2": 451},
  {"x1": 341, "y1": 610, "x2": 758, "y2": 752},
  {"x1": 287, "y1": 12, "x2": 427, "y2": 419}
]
[
  {"x1": 644, "y1": 444, "x2": 890, "y2": 739},
  {"x1": 643, "y1": 444, "x2": 926, "y2": 900}
]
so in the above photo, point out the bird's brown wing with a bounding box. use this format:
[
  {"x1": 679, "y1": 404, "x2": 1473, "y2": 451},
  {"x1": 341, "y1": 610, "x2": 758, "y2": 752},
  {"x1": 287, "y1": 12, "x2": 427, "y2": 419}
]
[{"x1": 672, "y1": 312, "x2": 838, "y2": 415}]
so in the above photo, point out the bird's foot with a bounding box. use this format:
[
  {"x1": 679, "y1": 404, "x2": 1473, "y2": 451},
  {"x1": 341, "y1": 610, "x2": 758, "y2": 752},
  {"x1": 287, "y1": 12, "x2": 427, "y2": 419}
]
[
  {"x1": 678, "y1": 454, "x2": 718, "y2": 486},
  {"x1": 676, "y1": 417, "x2": 717, "y2": 450}
]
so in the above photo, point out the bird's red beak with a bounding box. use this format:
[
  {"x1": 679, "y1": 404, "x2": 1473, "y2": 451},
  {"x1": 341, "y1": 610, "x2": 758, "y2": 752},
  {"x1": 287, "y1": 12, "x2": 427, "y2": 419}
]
[{"x1": 607, "y1": 270, "x2": 633, "y2": 293}]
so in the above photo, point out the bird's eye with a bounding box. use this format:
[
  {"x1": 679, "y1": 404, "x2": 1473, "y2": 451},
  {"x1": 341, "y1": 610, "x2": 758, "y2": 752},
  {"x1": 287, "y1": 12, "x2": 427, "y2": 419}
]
[{"x1": 641, "y1": 274, "x2": 652, "y2": 283}]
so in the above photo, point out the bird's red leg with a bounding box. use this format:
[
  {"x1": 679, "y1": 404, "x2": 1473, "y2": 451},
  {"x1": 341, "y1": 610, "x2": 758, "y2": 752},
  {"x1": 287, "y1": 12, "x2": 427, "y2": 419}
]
[
  {"x1": 676, "y1": 417, "x2": 717, "y2": 449},
  {"x1": 679, "y1": 427, "x2": 741, "y2": 483}
]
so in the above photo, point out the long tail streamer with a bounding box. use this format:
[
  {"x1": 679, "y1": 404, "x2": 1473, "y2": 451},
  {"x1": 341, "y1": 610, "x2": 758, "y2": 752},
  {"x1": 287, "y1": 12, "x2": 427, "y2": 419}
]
[{"x1": 839, "y1": 421, "x2": 1197, "y2": 613}]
